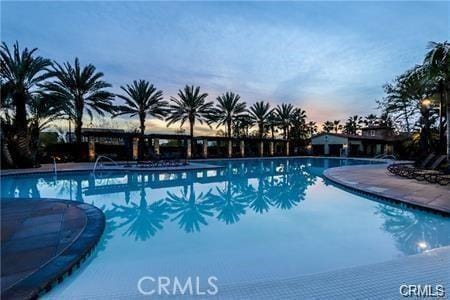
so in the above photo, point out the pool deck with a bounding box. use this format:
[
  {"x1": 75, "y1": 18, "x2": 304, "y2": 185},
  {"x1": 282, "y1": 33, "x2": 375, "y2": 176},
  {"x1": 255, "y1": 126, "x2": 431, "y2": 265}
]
[
  {"x1": 324, "y1": 163, "x2": 450, "y2": 215},
  {"x1": 1, "y1": 198, "x2": 105, "y2": 299},
  {"x1": 0, "y1": 161, "x2": 223, "y2": 176}
]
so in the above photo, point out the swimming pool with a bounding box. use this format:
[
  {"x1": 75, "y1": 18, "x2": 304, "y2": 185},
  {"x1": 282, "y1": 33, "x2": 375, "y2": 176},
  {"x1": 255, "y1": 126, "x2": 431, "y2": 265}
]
[{"x1": 2, "y1": 158, "x2": 449, "y2": 298}]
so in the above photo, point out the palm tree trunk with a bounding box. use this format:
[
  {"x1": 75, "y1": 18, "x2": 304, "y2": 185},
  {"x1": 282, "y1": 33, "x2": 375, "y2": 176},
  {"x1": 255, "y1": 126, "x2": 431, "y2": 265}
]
[
  {"x1": 1, "y1": 136, "x2": 14, "y2": 168},
  {"x1": 446, "y1": 89, "x2": 450, "y2": 170},
  {"x1": 439, "y1": 83, "x2": 445, "y2": 153},
  {"x1": 13, "y1": 92, "x2": 34, "y2": 167},
  {"x1": 13, "y1": 130, "x2": 34, "y2": 168},
  {"x1": 14, "y1": 92, "x2": 27, "y2": 135},
  {"x1": 227, "y1": 119, "x2": 232, "y2": 138},
  {"x1": 139, "y1": 124, "x2": 145, "y2": 161},
  {"x1": 30, "y1": 122, "x2": 40, "y2": 167},
  {"x1": 139, "y1": 113, "x2": 146, "y2": 161},
  {"x1": 75, "y1": 117, "x2": 83, "y2": 161},
  {"x1": 189, "y1": 118, "x2": 195, "y2": 139}
]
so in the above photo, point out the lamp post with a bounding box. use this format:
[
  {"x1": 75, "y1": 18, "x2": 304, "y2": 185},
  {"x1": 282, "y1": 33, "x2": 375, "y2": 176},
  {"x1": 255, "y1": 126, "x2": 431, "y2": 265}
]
[{"x1": 419, "y1": 99, "x2": 432, "y2": 156}]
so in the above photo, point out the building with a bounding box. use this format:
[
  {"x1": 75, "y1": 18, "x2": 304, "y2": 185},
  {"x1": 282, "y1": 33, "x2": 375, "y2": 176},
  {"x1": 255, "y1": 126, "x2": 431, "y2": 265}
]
[{"x1": 311, "y1": 126, "x2": 408, "y2": 157}]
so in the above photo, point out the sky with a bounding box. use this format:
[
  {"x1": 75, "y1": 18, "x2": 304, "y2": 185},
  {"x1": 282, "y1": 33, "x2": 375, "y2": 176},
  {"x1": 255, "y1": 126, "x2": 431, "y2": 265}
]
[{"x1": 1, "y1": 1, "x2": 449, "y2": 135}]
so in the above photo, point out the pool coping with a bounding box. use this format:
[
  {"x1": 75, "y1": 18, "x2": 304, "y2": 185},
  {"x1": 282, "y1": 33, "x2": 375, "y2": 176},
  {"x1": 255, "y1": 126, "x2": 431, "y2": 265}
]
[
  {"x1": 1, "y1": 198, "x2": 105, "y2": 300},
  {"x1": 323, "y1": 164, "x2": 450, "y2": 216},
  {"x1": 0, "y1": 156, "x2": 391, "y2": 178},
  {"x1": 0, "y1": 161, "x2": 225, "y2": 177}
]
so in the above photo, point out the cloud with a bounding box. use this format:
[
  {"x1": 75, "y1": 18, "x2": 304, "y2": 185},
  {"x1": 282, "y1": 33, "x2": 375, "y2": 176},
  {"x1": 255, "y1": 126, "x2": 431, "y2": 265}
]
[{"x1": 2, "y1": 1, "x2": 448, "y2": 132}]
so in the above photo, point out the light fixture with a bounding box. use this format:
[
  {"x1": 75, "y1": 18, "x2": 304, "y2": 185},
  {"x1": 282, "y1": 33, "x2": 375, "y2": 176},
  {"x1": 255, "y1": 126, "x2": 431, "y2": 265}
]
[
  {"x1": 417, "y1": 241, "x2": 428, "y2": 250},
  {"x1": 421, "y1": 99, "x2": 431, "y2": 109}
]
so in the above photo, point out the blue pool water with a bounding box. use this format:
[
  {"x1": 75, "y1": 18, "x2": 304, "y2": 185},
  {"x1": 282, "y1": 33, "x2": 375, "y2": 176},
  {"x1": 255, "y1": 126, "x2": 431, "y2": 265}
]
[{"x1": 1, "y1": 158, "x2": 449, "y2": 298}]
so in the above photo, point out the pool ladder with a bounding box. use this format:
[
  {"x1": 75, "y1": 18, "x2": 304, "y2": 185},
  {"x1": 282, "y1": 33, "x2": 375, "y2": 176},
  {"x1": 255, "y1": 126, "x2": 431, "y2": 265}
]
[
  {"x1": 53, "y1": 157, "x2": 57, "y2": 177},
  {"x1": 92, "y1": 155, "x2": 119, "y2": 174}
]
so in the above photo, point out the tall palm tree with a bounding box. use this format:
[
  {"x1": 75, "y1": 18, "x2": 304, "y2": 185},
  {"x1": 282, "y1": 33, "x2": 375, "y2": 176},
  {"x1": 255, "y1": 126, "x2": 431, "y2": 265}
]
[
  {"x1": 266, "y1": 111, "x2": 278, "y2": 139},
  {"x1": 332, "y1": 120, "x2": 342, "y2": 133},
  {"x1": 364, "y1": 114, "x2": 378, "y2": 126},
  {"x1": 28, "y1": 93, "x2": 68, "y2": 160},
  {"x1": 45, "y1": 58, "x2": 115, "y2": 158},
  {"x1": 423, "y1": 41, "x2": 449, "y2": 162},
  {"x1": 113, "y1": 80, "x2": 168, "y2": 160},
  {"x1": 213, "y1": 92, "x2": 246, "y2": 138},
  {"x1": 306, "y1": 121, "x2": 318, "y2": 137},
  {"x1": 290, "y1": 108, "x2": 307, "y2": 140},
  {"x1": 166, "y1": 85, "x2": 213, "y2": 138},
  {"x1": 233, "y1": 114, "x2": 254, "y2": 137},
  {"x1": 343, "y1": 115, "x2": 362, "y2": 135},
  {"x1": 0, "y1": 42, "x2": 53, "y2": 167},
  {"x1": 274, "y1": 103, "x2": 294, "y2": 139},
  {"x1": 322, "y1": 121, "x2": 334, "y2": 133},
  {"x1": 249, "y1": 101, "x2": 272, "y2": 138}
]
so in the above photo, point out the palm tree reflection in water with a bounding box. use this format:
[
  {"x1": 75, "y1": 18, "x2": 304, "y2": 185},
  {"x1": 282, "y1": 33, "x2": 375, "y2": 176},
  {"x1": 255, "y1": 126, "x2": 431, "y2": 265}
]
[
  {"x1": 375, "y1": 205, "x2": 450, "y2": 255},
  {"x1": 166, "y1": 184, "x2": 215, "y2": 233},
  {"x1": 207, "y1": 182, "x2": 251, "y2": 224},
  {"x1": 110, "y1": 185, "x2": 170, "y2": 241}
]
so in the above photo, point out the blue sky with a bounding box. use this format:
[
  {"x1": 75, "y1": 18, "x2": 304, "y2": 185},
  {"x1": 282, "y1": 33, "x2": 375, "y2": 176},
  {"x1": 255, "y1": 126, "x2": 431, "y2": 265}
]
[{"x1": 2, "y1": 1, "x2": 449, "y2": 134}]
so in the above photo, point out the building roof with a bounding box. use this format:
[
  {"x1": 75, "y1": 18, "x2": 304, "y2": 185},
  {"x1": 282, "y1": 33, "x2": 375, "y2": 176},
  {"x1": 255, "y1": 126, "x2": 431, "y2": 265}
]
[{"x1": 311, "y1": 132, "x2": 409, "y2": 142}]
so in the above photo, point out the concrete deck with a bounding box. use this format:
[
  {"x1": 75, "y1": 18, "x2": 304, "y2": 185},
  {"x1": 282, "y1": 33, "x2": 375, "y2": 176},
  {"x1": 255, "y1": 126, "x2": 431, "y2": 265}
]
[
  {"x1": 1, "y1": 199, "x2": 105, "y2": 299},
  {"x1": 324, "y1": 164, "x2": 450, "y2": 215}
]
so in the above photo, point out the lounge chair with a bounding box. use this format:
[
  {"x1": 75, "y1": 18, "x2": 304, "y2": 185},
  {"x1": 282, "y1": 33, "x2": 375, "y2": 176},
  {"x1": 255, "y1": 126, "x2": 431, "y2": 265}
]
[
  {"x1": 424, "y1": 170, "x2": 450, "y2": 185},
  {"x1": 387, "y1": 153, "x2": 435, "y2": 176},
  {"x1": 407, "y1": 155, "x2": 447, "y2": 180}
]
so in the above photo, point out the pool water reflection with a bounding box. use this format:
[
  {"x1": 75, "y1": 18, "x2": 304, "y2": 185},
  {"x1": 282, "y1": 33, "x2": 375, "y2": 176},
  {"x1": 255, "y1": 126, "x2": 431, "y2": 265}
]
[{"x1": 1, "y1": 158, "x2": 449, "y2": 298}]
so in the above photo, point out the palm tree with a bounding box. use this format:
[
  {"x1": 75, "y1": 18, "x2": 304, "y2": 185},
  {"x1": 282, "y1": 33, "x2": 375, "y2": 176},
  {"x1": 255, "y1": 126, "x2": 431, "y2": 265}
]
[
  {"x1": 322, "y1": 121, "x2": 334, "y2": 133},
  {"x1": 113, "y1": 80, "x2": 168, "y2": 160},
  {"x1": 28, "y1": 93, "x2": 68, "y2": 160},
  {"x1": 306, "y1": 121, "x2": 318, "y2": 137},
  {"x1": 213, "y1": 92, "x2": 246, "y2": 138},
  {"x1": 0, "y1": 42, "x2": 52, "y2": 167},
  {"x1": 423, "y1": 41, "x2": 449, "y2": 162},
  {"x1": 290, "y1": 108, "x2": 307, "y2": 140},
  {"x1": 166, "y1": 85, "x2": 213, "y2": 138},
  {"x1": 343, "y1": 115, "x2": 362, "y2": 135},
  {"x1": 274, "y1": 103, "x2": 294, "y2": 139},
  {"x1": 233, "y1": 114, "x2": 254, "y2": 137},
  {"x1": 332, "y1": 120, "x2": 342, "y2": 133},
  {"x1": 266, "y1": 111, "x2": 278, "y2": 139},
  {"x1": 45, "y1": 58, "x2": 115, "y2": 158},
  {"x1": 249, "y1": 101, "x2": 272, "y2": 138},
  {"x1": 364, "y1": 114, "x2": 378, "y2": 126}
]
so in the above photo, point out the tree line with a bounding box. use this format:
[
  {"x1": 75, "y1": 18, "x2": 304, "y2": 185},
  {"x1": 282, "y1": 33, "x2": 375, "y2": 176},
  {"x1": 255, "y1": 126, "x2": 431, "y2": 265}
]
[
  {"x1": 377, "y1": 41, "x2": 449, "y2": 160},
  {"x1": 2, "y1": 40, "x2": 448, "y2": 168}
]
